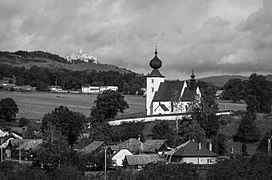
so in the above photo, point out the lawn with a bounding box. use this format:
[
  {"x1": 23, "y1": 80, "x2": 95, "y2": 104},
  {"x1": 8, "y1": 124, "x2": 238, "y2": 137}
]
[
  {"x1": 0, "y1": 91, "x2": 145, "y2": 120},
  {"x1": 0, "y1": 91, "x2": 247, "y2": 120}
]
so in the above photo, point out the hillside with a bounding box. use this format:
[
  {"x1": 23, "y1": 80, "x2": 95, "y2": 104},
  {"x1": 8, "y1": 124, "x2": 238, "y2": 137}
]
[
  {"x1": 198, "y1": 75, "x2": 249, "y2": 87},
  {"x1": 0, "y1": 50, "x2": 132, "y2": 74}
]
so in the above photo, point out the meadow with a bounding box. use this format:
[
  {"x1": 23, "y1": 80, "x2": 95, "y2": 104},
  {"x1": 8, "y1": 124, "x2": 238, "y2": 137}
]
[
  {"x1": 0, "y1": 91, "x2": 146, "y2": 120},
  {"x1": 0, "y1": 91, "x2": 247, "y2": 120}
]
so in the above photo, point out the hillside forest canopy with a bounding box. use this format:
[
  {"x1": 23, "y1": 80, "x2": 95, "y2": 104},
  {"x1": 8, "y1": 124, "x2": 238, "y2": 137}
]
[{"x1": 0, "y1": 63, "x2": 145, "y2": 94}]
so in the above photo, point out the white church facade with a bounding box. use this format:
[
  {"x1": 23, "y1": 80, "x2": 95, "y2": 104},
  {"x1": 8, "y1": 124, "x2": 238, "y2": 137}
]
[{"x1": 146, "y1": 48, "x2": 201, "y2": 116}]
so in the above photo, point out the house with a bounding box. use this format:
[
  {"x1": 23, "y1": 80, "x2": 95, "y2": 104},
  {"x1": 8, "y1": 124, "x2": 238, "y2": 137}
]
[
  {"x1": 99, "y1": 86, "x2": 118, "y2": 93},
  {"x1": 80, "y1": 141, "x2": 106, "y2": 154},
  {"x1": 16, "y1": 139, "x2": 43, "y2": 151},
  {"x1": 49, "y1": 85, "x2": 62, "y2": 92},
  {"x1": 142, "y1": 139, "x2": 170, "y2": 154},
  {"x1": 118, "y1": 138, "x2": 141, "y2": 154},
  {"x1": 81, "y1": 85, "x2": 100, "y2": 94},
  {"x1": 167, "y1": 140, "x2": 218, "y2": 164},
  {"x1": 0, "y1": 131, "x2": 23, "y2": 158},
  {"x1": 215, "y1": 90, "x2": 223, "y2": 99},
  {"x1": 146, "y1": 48, "x2": 201, "y2": 115},
  {"x1": 112, "y1": 148, "x2": 133, "y2": 166},
  {"x1": 123, "y1": 154, "x2": 166, "y2": 169}
]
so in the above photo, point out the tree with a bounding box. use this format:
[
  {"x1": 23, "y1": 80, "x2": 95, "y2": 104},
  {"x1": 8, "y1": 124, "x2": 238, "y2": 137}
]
[
  {"x1": 212, "y1": 133, "x2": 228, "y2": 156},
  {"x1": 192, "y1": 81, "x2": 220, "y2": 138},
  {"x1": 151, "y1": 121, "x2": 175, "y2": 146},
  {"x1": 245, "y1": 73, "x2": 272, "y2": 113},
  {"x1": 90, "y1": 90, "x2": 129, "y2": 123},
  {"x1": 36, "y1": 128, "x2": 71, "y2": 170},
  {"x1": 19, "y1": 117, "x2": 30, "y2": 127},
  {"x1": 233, "y1": 112, "x2": 260, "y2": 143},
  {"x1": 222, "y1": 78, "x2": 246, "y2": 102},
  {"x1": 179, "y1": 120, "x2": 206, "y2": 143},
  {"x1": 41, "y1": 106, "x2": 85, "y2": 145},
  {"x1": 0, "y1": 98, "x2": 19, "y2": 121}
]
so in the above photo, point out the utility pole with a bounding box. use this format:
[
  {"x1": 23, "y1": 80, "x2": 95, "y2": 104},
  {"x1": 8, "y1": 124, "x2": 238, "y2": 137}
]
[
  {"x1": 104, "y1": 146, "x2": 108, "y2": 179},
  {"x1": 268, "y1": 136, "x2": 272, "y2": 155},
  {"x1": 0, "y1": 138, "x2": 2, "y2": 162}
]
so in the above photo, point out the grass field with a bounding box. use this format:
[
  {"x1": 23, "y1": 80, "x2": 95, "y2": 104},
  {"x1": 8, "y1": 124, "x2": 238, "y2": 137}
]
[
  {"x1": 0, "y1": 91, "x2": 247, "y2": 120},
  {"x1": 0, "y1": 91, "x2": 145, "y2": 120}
]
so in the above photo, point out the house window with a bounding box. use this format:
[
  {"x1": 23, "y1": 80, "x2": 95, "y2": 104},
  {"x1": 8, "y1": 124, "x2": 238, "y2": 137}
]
[
  {"x1": 152, "y1": 87, "x2": 154, "y2": 92},
  {"x1": 151, "y1": 79, "x2": 154, "y2": 83}
]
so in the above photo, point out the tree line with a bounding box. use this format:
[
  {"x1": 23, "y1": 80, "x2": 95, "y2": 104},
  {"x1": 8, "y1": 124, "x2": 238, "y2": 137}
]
[
  {"x1": 0, "y1": 64, "x2": 145, "y2": 94},
  {"x1": 222, "y1": 73, "x2": 272, "y2": 113}
]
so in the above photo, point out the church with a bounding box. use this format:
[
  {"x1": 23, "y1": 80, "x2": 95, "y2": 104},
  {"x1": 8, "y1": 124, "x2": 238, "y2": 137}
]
[{"x1": 146, "y1": 48, "x2": 201, "y2": 116}]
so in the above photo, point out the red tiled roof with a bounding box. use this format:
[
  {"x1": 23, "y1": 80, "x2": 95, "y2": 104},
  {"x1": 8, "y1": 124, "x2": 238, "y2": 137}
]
[
  {"x1": 118, "y1": 138, "x2": 141, "y2": 154},
  {"x1": 142, "y1": 139, "x2": 169, "y2": 153},
  {"x1": 80, "y1": 141, "x2": 105, "y2": 154},
  {"x1": 125, "y1": 154, "x2": 162, "y2": 166},
  {"x1": 172, "y1": 140, "x2": 218, "y2": 157}
]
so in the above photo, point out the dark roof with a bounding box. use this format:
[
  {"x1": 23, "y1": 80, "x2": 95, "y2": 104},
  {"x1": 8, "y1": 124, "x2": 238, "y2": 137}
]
[
  {"x1": 80, "y1": 141, "x2": 105, "y2": 154},
  {"x1": 153, "y1": 81, "x2": 184, "y2": 101},
  {"x1": 146, "y1": 69, "x2": 165, "y2": 77},
  {"x1": 118, "y1": 138, "x2": 141, "y2": 154},
  {"x1": 172, "y1": 140, "x2": 218, "y2": 157},
  {"x1": 124, "y1": 154, "x2": 162, "y2": 166},
  {"x1": 180, "y1": 87, "x2": 196, "y2": 101},
  {"x1": 143, "y1": 139, "x2": 169, "y2": 153}
]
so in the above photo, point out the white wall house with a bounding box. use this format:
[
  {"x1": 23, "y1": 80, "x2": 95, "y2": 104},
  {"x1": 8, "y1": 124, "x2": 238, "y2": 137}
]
[
  {"x1": 112, "y1": 148, "x2": 133, "y2": 166},
  {"x1": 81, "y1": 85, "x2": 100, "y2": 94},
  {"x1": 166, "y1": 140, "x2": 218, "y2": 165},
  {"x1": 146, "y1": 48, "x2": 201, "y2": 116},
  {"x1": 100, "y1": 86, "x2": 118, "y2": 93}
]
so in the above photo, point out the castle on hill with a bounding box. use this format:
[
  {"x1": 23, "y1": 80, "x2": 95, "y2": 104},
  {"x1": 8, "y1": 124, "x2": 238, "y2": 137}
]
[{"x1": 146, "y1": 48, "x2": 201, "y2": 116}]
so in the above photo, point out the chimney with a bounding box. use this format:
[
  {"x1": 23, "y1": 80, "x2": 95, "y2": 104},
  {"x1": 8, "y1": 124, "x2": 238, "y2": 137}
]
[
  {"x1": 209, "y1": 142, "x2": 212, "y2": 151},
  {"x1": 198, "y1": 142, "x2": 201, "y2": 150}
]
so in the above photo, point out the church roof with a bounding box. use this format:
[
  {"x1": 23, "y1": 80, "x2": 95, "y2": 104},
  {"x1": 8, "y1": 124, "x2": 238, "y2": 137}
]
[
  {"x1": 146, "y1": 69, "x2": 165, "y2": 77},
  {"x1": 180, "y1": 87, "x2": 196, "y2": 101},
  {"x1": 153, "y1": 81, "x2": 184, "y2": 101}
]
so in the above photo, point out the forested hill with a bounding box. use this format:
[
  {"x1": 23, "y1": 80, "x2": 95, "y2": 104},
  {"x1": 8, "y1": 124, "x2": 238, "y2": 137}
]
[
  {"x1": 0, "y1": 50, "x2": 132, "y2": 74},
  {"x1": 199, "y1": 74, "x2": 272, "y2": 87}
]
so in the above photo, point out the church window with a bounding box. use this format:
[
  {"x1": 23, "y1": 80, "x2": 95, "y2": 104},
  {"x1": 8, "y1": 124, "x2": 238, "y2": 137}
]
[
  {"x1": 151, "y1": 79, "x2": 154, "y2": 83},
  {"x1": 152, "y1": 87, "x2": 154, "y2": 92}
]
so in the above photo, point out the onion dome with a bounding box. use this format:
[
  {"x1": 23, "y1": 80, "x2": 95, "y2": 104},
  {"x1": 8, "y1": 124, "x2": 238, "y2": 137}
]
[{"x1": 149, "y1": 47, "x2": 162, "y2": 69}]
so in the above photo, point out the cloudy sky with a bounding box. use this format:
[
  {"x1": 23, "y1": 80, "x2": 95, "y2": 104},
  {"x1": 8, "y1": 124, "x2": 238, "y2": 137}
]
[{"x1": 0, "y1": 0, "x2": 271, "y2": 79}]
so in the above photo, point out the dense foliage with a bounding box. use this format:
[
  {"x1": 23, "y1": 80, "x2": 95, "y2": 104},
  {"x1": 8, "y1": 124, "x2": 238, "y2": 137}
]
[
  {"x1": 41, "y1": 106, "x2": 86, "y2": 145},
  {"x1": 0, "y1": 98, "x2": 18, "y2": 121},
  {"x1": 0, "y1": 63, "x2": 145, "y2": 93},
  {"x1": 222, "y1": 74, "x2": 272, "y2": 113},
  {"x1": 90, "y1": 90, "x2": 129, "y2": 123},
  {"x1": 193, "y1": 81, "x2": 220, "y2": 139}
]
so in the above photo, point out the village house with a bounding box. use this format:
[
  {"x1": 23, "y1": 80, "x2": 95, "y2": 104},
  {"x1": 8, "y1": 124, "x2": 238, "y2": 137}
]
[
  {"x1": 81, "y1": 85, "x2": 118, "y2": 94},
  {"x1": 146, "y1": 48, "x2": 201, "y2": 116},
  {"x1": 142, "y1": 139, "x2": 170, "y2": 154},
  {"x1": 111, "y1": 148, "x2": 133, "y2": 166},
  {"x1": 166, "y1": 140, "x2": 218, "y2": 165}
]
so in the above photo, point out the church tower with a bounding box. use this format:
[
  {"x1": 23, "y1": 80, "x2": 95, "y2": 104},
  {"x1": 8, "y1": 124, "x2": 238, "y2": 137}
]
[{"x1": 146, "y1": 47, "x2": 165, "y2": 115}]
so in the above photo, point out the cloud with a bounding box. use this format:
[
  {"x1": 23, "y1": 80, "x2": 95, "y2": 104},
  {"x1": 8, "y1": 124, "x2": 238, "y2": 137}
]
[{"x1": 0, "y1": 0, "x2": 270, "y2": 79}]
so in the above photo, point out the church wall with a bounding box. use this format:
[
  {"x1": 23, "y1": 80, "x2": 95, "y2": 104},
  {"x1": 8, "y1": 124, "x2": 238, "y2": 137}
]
[
  {"x1": 152, "y1": 101, "x2": 171, "y2": 115},
  {"x1": 146, "y1": 77, "x2": 165, "y2": 115}
]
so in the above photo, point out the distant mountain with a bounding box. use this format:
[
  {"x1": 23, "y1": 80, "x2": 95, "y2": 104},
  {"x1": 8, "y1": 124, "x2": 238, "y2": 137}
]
[
  {"x1": 198, "y1": 74, "x2": 272, "y2": 87},
  {"x1": 0, "y1": 50, "x2": 133, "y2": 74}
]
